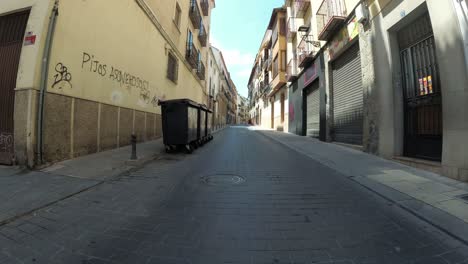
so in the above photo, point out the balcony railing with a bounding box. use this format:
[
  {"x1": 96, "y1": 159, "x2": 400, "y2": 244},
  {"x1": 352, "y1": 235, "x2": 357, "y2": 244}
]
[
  {"x1": 286, "y1": 57, "x2": 298, "y2": 82},
  {"x1": 186, "y1": 42, "x2": 198, "y2": 69},
  {"x1": 317, "y1": 0, "x2": 347, "y2": 41},
  {"x1": 197, "y1": 61, "x2": 205, "y2": 80},
  {"x1": 198, "y1": 24, "x2": 207, "y2": 47},
  {"x1": 295, "y1": 0, "x2": 311, "y2": 16},
  {"x1": 297, "y1": 36, "x2": 318, "y2": 67},
  {"x1": 189, "y1": 0, "x2": 201, "y2": 29},
  {"x1": 201, "y1": 0, "x2": 209, "y2": 16},
  {"x1": 287, "y1": 17, "x2": 299, "y2": 41}
]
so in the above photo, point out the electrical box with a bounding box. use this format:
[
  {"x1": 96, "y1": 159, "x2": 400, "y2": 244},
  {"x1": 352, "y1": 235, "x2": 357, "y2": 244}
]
[{"x1": 355, "y1": 3, "x2": 369, "y2": 24}]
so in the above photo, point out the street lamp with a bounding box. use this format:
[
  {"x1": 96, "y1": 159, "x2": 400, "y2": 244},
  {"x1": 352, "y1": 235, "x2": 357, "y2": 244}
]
[{"x1": 298, "y1": 25, "x2": 321, "y2": 48}]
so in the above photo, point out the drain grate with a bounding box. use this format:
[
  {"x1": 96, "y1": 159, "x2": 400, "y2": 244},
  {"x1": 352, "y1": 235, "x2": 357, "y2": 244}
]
[{"x1": 200, "y1": 174, "x2": 245, "y2": 186}]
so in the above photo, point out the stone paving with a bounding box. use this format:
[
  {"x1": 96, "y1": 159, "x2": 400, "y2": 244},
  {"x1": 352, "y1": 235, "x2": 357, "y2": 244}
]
[{"x1": 0, "y1": 127, "x2": 467, "y2": 263}]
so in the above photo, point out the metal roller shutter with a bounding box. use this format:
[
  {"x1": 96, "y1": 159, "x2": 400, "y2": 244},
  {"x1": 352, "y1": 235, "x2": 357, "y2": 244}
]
[
  {"x1": 306, "y1": 81, "x2": 320, "y2": 138},
  {"x1": 332, "y1": 43, "x2": 363, "y2": 145}
]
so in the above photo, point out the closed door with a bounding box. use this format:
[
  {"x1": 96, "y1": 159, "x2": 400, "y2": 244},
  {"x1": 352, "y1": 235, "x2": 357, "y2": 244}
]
[
  {"x1": 399, "y1": 13, "x2": 442, "y2": 161},
  {"x1": 0, "y1": 11, "x2": 29, "y2": 165},
  {"x1": 332, "y1": 43, "x2": 364, "y2": 145},
  {"x1": 305, "y1": 81, "x2": 320, "y2": 138}
]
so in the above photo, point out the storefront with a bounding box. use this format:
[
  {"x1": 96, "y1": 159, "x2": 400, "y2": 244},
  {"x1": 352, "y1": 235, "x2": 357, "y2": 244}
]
[{"x1": 288, "y1": 54, "x2": 325, "y2": 140}]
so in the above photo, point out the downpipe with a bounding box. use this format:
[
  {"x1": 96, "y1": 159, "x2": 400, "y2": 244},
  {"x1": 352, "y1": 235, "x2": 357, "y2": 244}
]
[
  {"x1": 452, "y1": 0, "x2": 468, "y2": 76},
  {"x1": 36, "y1": 1, "x2": 59, "y2": 165}
]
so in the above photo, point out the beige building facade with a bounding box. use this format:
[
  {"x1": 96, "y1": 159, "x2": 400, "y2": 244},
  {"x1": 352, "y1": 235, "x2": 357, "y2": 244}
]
[
  {"x1": 0, "y1": 0, "x2": 214, "y2": 167},
  {"x1": 251, "y1": 0, "x2": 468, "y2": 181},
  {"x1": 248, "y1": 8, "x2": 289, "y2": 132}
]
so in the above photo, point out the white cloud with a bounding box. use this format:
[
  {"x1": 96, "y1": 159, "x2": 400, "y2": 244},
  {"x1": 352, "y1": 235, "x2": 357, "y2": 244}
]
[
  {"x1": 222, "y1": 50, "x2": 255, "y2": 67},
  {"x1": 210, "y1": 37, "x2": 254, "y2": 68},
  {"x1": 236, "y1": 69, "x2": 252, "y2": 77}
]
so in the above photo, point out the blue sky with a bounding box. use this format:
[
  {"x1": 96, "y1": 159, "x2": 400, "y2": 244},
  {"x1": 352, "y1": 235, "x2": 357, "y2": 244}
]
[{"x1": 210, "y1": 0, "x2": 284, "y2": 97}]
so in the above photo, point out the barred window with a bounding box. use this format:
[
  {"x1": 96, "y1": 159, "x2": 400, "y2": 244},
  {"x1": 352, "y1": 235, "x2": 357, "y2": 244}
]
[{"x1": 167, "y1": 52, "x2": 178, "y2": 83}]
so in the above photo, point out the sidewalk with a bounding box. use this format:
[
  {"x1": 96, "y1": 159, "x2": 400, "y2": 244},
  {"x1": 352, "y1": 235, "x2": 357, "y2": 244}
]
[
  {"x1": 257, "y1": 129, "x2": 468, "y2": 244},
  {"x1": 0, "y1": 138, "x2": 166, "y2": 226},
  {"x1": 0, "y1": 126, "x2": 227, "y2": 227}
]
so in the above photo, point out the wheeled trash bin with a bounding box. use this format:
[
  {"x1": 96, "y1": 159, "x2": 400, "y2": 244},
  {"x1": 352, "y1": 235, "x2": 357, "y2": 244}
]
[
  {"x1": 159, "y1": 99, "x2": 200, "y2": 153},
  {"x1": 197, "y1": 105, "x2": 207, "y2": 146},
  {"x1": 204, "y1": 106, "x2": 213, "y2": 141}
]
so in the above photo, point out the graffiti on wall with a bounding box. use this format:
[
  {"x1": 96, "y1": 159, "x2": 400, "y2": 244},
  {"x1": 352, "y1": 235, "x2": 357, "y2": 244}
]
[
  {"x1": 52, "y1": 63, "x2": 73, "y2": 89},
  {"x1": 81, "y1": 52, "x2": 151, "y2": 103},
  {"x1": 0, "y1": 133, "x2": 13, "y2": 153}
]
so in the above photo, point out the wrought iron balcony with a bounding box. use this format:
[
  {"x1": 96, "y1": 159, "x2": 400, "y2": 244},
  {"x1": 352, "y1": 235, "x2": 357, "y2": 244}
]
[
  {"x1": 287, "y1": 17, "x2": 299, "y2": 41},
  {"x1": 198, "y1": 24, "x2": 207, "y2": 47},
  {"x1": 295, "y1": 0, "x2": 311, "y2": 16},
  {"x1": 197, "y1": 61, "x2": 205, "y2": 80},
  {"x1": 297, "y1": 36, "x2": 318, "y2": 67},
  {"x1": 189, "y1": 0, "x2": 201, "y2": 29},
  {"x1": 186, "y1": 42, "x2": 198, "y2": 69},
  {"x1": 317, "y1": 0, "x2": 347, "y2": 41},
  {"x1": 201, "y1": 0, "x2": 209, "y2": 16},
  {"x1": 286, "y1": 57, "x2": 298, "y2": 82}
]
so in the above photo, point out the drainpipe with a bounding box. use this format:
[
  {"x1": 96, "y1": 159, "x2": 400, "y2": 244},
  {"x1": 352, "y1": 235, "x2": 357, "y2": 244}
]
[
  {"x1": 452, "y1": 0, "x2": 468, "y2": 76},
  {"x1": 36, "y1": 1, "x2": 59, "y2": 165}
]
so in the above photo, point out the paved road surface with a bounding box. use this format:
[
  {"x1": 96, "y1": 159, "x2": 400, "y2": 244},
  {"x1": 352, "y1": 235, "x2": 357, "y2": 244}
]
[{"x1": 1, "y1": 127, "x2": 467, "y2": 264}]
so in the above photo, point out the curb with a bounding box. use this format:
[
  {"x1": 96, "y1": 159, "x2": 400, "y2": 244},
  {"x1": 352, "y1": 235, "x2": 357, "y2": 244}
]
[{"x1": 257, "y1": 130, "x2": 468, "y2": 247}]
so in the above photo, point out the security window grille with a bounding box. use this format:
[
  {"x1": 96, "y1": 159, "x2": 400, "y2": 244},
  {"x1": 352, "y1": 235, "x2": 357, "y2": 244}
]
[
  {"x1": 167, "y1": 52, "x2": 178, "y2": 83},
  {"x1": 174, "y1": 3, "x2": 182, "y2": 28}
]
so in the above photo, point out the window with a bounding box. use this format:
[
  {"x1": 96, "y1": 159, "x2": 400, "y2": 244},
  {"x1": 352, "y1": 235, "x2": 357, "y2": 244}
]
[
  {"x1": 174, "y1": 3, "x2": 181, "y2": 29},
  {"x1": 279, "y1": 17, "x2": 286, "y2": 36},
  {"x1": 187, "y1": 30, "x2": 193, "y2": 52},
  {"x1": 167, "y1": 52, "x2": 178, "y2": 83},
  {"x1": 280, "y1": 50, "x2": 286, "y2": 71},
  {"x1": 273, "y1": 55, "x2": 279, "y2": 78}
]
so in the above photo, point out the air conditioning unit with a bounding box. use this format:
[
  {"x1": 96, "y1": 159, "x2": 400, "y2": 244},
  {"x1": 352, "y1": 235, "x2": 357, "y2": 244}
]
[{"x1": 355, "y1": 3, "x2": 369, "y2": 24}]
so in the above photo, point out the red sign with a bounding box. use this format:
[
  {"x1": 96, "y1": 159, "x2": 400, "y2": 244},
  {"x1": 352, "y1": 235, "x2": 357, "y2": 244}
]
[
  {"x1": 303, "y1": 63, "x2": 317, "y2": 87},
  {"x1": 24, "y1": 32, "x2": 36, "y2": 46}
]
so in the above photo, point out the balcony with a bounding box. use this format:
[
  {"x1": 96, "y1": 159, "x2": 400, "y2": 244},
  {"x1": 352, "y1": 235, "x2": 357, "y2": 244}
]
[
  {"x1": 295, "y1": 0, "x2": 311, "y2": 16},
  {"x1": 298, "y1": 36, "x2": 318, "y2": 67},
  {"x1": 317, "y1": 0, "x2": 347, "y2": 41},
  {"x1": 201, "y1": 0, "x2": 209, "y2": 16},
  {"x1": 189, "y1": 0, "x2": 201, "y2": 29},
  {"x1": 197, "y1": 61, "x2": 205, "y2": 80},
  {"x1": 198, "y1": 24, "x2": 207, "y2": 47},
  {"x1": 287, "y1": 17, "x2": 299, "y2": 41},
  {"x1": 186, "y1": 42, "x2": 198, "y2": 69},
  {"x1": 286, "y1": 57, "x2": 298, "y2": 82}
]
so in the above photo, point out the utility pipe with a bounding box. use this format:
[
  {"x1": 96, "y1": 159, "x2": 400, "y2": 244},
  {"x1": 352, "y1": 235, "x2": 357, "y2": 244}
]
[{"x1": 36, "y1": 1, "x2": 59, "y2": 165}]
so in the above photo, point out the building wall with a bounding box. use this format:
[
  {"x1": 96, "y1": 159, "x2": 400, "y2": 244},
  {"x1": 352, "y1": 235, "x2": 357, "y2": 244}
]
[
  {"x1": 360, "y1": 0, "x2": 468, "y2": 180},
  {"x1": 3, "y1": 0, "x2": 213, "y2": 165}
]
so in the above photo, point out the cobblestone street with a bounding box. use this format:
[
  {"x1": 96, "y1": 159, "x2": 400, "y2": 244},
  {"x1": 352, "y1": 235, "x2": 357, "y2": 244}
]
[{"x1": 1, "y1": 127, "x2": 468, "y2": 264}]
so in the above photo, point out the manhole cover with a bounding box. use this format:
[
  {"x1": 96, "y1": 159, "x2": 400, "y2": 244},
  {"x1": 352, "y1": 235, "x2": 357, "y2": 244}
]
[
  {"x1": 459, "y1": 194, "x2": 468, "y2": 202},
  {"x1": 200, "y1": 174, "x2": 245, "y2": 186}
]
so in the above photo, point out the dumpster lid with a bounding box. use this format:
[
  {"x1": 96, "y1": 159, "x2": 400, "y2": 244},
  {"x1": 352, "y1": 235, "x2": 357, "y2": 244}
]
[{"x1": 158, "y1": 98, "x2": 200, "y2": 108}]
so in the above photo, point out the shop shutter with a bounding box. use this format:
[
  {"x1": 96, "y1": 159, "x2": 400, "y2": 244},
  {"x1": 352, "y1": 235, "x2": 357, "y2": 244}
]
[
  {"x1": 306, "y1": 81, "x2": 320, "y2": 138},
  {"x1": 332, "y1": 43, "x2": 363, "y2": 145}
]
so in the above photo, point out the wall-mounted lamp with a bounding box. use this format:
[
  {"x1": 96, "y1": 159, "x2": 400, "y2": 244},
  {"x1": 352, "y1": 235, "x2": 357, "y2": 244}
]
[{"x1": 298, "y1": 25, "x2": 321, "y2": 48}]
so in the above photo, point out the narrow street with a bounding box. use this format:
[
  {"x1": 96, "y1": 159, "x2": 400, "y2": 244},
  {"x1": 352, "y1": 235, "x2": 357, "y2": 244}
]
[{"x1": 1, "y1": 127, "x2": 467, "y2": 264}]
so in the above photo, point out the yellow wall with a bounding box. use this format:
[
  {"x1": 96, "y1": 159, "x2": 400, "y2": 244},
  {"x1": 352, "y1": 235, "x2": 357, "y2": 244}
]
[{"x1": 46, "y1": 0, "x2": 209, "y2": 115}]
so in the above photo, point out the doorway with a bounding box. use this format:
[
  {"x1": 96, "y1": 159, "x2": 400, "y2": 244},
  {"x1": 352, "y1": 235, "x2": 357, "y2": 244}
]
[
  {"x1": 399, "y1": 13, "x2": 442, "y2": 161},
  {"x1": 0, "y1": 11, "x2": 30, "y2": 165}
]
